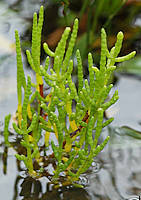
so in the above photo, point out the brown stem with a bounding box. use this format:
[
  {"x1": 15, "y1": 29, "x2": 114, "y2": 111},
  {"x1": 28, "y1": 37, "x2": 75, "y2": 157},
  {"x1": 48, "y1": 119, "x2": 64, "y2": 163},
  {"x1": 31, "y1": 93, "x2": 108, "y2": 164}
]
[{"x1": 63, "y1": 110, "x2": 89, "y2": 148}]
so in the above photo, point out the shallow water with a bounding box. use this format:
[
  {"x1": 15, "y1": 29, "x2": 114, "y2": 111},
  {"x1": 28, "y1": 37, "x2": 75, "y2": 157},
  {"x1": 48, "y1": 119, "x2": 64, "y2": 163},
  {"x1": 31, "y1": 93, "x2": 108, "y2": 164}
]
[{"x1": 1, "y1": 1, "x2": 141, "y2": 200}]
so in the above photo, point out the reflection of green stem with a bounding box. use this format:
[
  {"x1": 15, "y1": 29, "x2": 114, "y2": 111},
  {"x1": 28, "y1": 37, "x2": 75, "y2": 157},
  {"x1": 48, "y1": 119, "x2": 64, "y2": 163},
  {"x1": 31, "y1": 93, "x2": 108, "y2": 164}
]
[
  {"x1": 2, "y1": 147, "x2": 8, "y2": 174},
  {"x1": 3, "y1": 114, "x2": 11, "y2": 146}
]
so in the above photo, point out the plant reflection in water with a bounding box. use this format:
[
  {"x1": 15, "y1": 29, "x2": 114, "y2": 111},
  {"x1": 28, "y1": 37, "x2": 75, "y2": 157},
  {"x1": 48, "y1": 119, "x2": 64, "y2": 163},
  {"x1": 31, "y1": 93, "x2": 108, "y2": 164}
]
[
  {"x1": 1, "y1": 133, "x2": 91, "y2": 199},
  {"x1": 12, "y1": 175, "x2": 90, "y2": 200},
  {"x1": 2, "y1": 120, "x2": 141, "y2": 199}
]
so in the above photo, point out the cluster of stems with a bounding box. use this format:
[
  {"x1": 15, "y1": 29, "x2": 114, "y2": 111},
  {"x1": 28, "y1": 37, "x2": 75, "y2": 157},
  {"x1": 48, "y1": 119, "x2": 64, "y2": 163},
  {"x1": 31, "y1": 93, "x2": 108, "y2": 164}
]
[{"x1": 4, "y1": 6, "x2": 136, "y2": 186}]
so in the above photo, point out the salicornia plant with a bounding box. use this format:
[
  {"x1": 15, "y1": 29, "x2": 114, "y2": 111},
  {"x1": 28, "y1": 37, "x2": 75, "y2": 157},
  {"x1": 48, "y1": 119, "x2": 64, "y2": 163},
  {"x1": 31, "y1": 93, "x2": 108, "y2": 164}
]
[{"x1": 4, "y1": 6, "x2": 136, "y2": 186}]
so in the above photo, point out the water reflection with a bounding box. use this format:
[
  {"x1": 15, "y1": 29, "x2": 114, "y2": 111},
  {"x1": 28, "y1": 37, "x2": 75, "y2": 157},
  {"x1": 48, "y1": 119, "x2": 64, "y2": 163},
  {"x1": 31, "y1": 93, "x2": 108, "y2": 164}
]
[
  {"x1": 1, "y1": 129, "x2": 141, "y2": 200},
  {"x1": 1, "y1": 102, "x2": 141, "y2": 199},
  {"x1": 0, "y1": 1, "x2": 29, "y2": 119},
  {"x1": 0, "y1": 129, "x2": 92, "y2": 200},
  {"x1": 1, "y1": 100, "x2": 141, "y2": 199},
  {"x1": 127, "y1": 197, "x2": 140, "y2": 200},
  {"x1": 12, "y1": 175, "x2": 91, "y2": 200},
  {"x1": 2, "y1": 146, "x2": 8, "y2": 174}
]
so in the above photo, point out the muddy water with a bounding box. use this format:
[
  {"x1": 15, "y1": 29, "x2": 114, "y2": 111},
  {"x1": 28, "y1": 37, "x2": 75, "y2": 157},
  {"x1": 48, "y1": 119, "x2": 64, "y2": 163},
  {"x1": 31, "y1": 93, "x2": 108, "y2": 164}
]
[{"x1": 1, "y1": 1, "x2": 141, "y2": 200}]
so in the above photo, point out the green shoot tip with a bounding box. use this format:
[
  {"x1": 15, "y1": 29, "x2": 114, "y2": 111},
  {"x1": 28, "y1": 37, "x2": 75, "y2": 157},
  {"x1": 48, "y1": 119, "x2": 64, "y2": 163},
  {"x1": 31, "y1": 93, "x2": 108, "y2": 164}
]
[{"x1": 117, "y1": 31, "x2": 124, "y2": 40}]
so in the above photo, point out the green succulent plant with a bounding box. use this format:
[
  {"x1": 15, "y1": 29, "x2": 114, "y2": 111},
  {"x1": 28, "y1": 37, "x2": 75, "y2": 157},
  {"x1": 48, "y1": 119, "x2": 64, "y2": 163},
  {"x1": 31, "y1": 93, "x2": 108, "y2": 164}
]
[{"x1": 4, "y1": 5, "x2": 136, "y2": 186}]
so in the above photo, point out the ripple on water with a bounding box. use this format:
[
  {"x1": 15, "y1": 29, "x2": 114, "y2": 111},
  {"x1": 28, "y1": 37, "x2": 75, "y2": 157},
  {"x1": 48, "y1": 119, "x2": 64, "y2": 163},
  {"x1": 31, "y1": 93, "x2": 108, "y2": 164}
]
[{"x1": 127, "y1": 196, "x2": 140, "y2": 200}]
